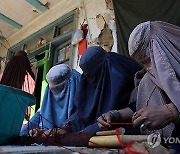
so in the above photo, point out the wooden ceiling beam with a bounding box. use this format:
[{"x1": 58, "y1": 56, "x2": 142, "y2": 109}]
[
  {"x1": 26, "y1": 0, "x2": 48, "y2": 12},
  {"x1": 0, "y1": 13, "x2": 22, "y2": 29}
]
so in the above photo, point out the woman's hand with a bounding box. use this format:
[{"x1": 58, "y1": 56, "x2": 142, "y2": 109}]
[
  {"x1": 132, "y1": 104, "x2": 178, "y2": 130},
  {"x1": 97, "y1": 108, "x2": 134, "y2": 130},
  {"x1": 29, "y1": 128, "x2": 44, "y2": 137},
  {"x1": 42, "y1": 128, "x2": 70, "y2": 137},
  {"x1": 97, "y1": 111, "x2": 114, "y2": 130},
  {"x1": 29, "y1": 124, "x2": 71, "y2": 137}
]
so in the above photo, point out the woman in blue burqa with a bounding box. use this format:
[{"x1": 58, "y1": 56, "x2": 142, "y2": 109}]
[
  {"x1": 46, "y1": 46, "x2": 142, "y2": 135},
  {"x1": 20, "y1": 64, "x2": 81, "y2": 136}
]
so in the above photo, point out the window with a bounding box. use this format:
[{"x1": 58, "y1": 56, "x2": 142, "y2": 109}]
[
  {"x1": 53, "y1": 43, "x2": 71, "y2": 66},
  {"x1": 8, "y1": 10, "x2": 76, "y2": 112}
]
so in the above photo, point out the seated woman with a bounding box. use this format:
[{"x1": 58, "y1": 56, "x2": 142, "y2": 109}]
[
  {"x1": 97, "y1": 21, "x2": 180, "y2": 137},
  {"x1": 46, "y1": 46, "x2": 142, "y2": 136},
  {"x1": 20, "y1": 64, "x2": 81, "y2": 136}
]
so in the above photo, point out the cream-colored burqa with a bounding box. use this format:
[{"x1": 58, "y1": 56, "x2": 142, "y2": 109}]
[{"x1": 128, "y1": 21, "x2": 180, "y2": 137}]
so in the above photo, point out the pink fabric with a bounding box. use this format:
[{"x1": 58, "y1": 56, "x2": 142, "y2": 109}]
[
  {"x1": 22, "y1": 72, "x2": 35, "y2": 122},
  {"x1": 0, "y1": 72, "x2": 2, "y2": 81},
  {"x1": 22, "y1": 72, "x2": 35, "y2": 95}
]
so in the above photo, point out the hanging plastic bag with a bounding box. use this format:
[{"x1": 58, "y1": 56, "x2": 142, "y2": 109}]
[{"x1": 71, "y1": 29, "x2": 84, "y2": 45}]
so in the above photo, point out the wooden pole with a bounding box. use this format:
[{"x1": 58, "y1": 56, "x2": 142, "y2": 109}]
[
  {"x1": 96, "y1": 128, "x2": 125, "y2": 136},
  {"x1": 88, "y1": 135, "x2": 148, "y2": 148}
]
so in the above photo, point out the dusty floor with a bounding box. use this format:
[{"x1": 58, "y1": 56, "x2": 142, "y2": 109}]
[{"x1": 0, "y1": 146, "x2": 120, "y2": 154}]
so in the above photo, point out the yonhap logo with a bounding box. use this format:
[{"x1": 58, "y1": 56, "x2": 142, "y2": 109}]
[
  {"x1": 163, "y1": 137, "x2": 180, "y2": 144},
  {"x1": 147, "y1": 132, "x2": 161, "y2": 148}
]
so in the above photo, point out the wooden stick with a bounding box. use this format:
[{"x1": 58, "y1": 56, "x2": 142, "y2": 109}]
[
  {"x1": 96, "y1": 128, "x2": 125, "y2": 136},
  {"x1": 88, "y1": 135, "x2": 148, "y2": 148}
]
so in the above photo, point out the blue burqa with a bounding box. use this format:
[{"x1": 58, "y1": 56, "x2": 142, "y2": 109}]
[
  {"x1": 20, "y1": 68, "x2": 80, "y2": 136},
  {"x1": 66, "y1": 46, "x2": 142, "y2": 132}
]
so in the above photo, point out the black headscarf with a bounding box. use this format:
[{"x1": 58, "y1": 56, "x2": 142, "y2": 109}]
[{"x1": 0, "y1": 50, "x2": 35, "y2": 89}]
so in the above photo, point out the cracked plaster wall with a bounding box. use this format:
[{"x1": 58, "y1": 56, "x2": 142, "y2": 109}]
[{"x1": 0, "y1": 0, "x2": 117, "y2": 72}]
